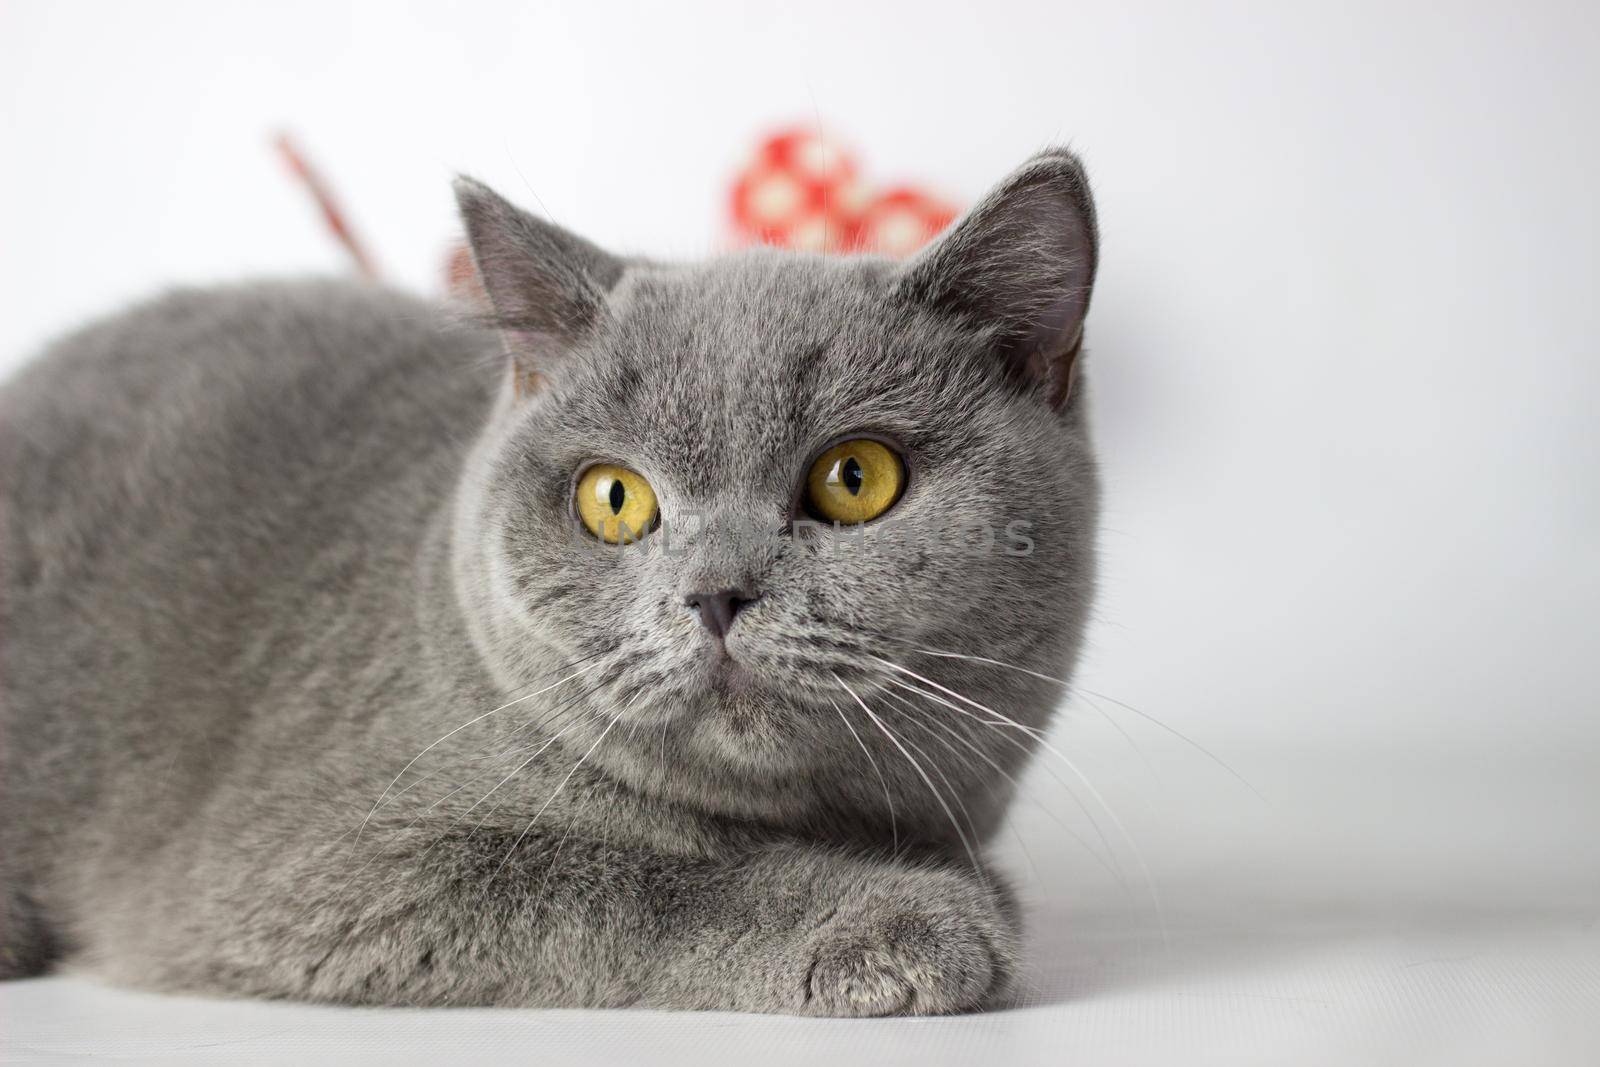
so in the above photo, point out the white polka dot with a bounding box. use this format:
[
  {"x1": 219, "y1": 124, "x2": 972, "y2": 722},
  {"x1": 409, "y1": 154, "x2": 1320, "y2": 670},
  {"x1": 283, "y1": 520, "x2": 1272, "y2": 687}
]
[
  {"x1": 748, "y1": 171, "x2": 804, "y2": 225},
  {"x1": 833, "y1": 179, "x2": 873, "y2": 218},
  {"x1": 790, "y1": 214, "x2": 843, "y2": 252},
  {"x1": 873, "y1": 209, "x2": 927, "y2": 257},
  {"x1": 794, "y1": 135, "x2": 844, "y2": 180}
]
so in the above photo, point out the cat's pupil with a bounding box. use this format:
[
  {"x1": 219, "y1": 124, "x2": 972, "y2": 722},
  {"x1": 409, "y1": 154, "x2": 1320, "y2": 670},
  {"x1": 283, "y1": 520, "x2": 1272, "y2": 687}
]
[
  {"x1": 840, "y1": 457, "x2": 864, "y2": 495},
  {"x1": 607, "y1": 479, "x2": 626, "y2": 514}
]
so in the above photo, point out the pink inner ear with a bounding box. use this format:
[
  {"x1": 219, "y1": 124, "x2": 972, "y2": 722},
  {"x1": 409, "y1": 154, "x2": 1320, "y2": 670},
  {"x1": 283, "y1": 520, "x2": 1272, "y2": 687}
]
[
  {"x1": 511, "y1": 364, "x2": 547, "y2": 400},
  {"x1": 893, "y1": 150, "x2": 1097, "y2": 410},
  {"x1": 501, "y1": 329, "x2": 557, "y2": 399},
  {"x1": 1023, "y1": 252, "x2": 1093, "y2": 410},
  {"x1": 446, "y1": 243, "x2": 488, "y2": 306},
  {"x1": 1041, "y1": 328, "x2": 1085, "y2": 410}
]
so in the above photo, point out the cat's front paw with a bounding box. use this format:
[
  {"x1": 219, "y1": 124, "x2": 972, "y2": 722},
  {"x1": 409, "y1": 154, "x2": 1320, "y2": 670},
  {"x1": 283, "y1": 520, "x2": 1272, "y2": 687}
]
[{"x1": 800, "y1": 869, "x2": 1017, "y2": 1017}]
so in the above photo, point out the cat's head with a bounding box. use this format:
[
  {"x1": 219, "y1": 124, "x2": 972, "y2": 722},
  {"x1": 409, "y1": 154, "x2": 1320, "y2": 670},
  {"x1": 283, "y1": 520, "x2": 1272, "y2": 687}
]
[{"x1": 451, "y1": 150, "x2": 1100, "y2": 842}]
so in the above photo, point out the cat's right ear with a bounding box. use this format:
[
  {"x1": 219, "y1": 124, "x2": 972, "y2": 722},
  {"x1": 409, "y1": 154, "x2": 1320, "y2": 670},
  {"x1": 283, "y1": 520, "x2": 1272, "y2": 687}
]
[
  {"x1": 453, "y1": 177, "x2": 625, "y2": 399},
  {"x1": 893, "y1": 148, "x2": 1098, "y2": 410}
]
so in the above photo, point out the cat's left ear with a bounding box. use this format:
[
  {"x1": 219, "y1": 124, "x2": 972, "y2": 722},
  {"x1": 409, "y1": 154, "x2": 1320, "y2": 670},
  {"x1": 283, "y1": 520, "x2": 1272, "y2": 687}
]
[
  {"x1": 894, "y1": 148, "x2": 1098, "y2": 410},
  {"x1": 453, "y1": 177, "x2": 626, "y2": 398}
]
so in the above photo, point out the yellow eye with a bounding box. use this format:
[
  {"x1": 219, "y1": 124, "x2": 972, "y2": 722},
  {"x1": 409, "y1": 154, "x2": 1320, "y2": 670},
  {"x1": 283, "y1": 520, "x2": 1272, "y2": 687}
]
[
  {"x1": 804, "y1": 438, "x2": 906, "y2": 525},
  {"x1": 575, "y1": 464, "x2": 659, "y2": 543}
]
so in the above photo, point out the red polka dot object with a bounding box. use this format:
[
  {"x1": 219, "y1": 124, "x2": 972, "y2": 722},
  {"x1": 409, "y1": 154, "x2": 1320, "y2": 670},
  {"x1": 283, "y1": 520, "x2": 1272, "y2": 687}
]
[
  {"x1": 729, "y1": 128, "x2": 958, "y2": 257},
  {"x1": 854, "y1": 187, "x2": 959, "y2": 259},
  {"x1": 730, "y1": 128, "x2": 869, "y2": 253}
]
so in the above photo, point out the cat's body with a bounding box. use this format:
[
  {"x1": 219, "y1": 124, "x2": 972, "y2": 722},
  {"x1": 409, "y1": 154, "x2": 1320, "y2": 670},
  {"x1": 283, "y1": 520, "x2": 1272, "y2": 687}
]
[{"x1": 0, "y1": 151, "x2": 1100, "y2": 1014}]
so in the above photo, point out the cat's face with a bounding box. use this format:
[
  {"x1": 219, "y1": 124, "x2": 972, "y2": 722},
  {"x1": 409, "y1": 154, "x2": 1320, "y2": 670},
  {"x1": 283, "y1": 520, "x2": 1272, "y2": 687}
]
[{"x1": 454, "y1": 151, "x2": 1100, "y2": 838}]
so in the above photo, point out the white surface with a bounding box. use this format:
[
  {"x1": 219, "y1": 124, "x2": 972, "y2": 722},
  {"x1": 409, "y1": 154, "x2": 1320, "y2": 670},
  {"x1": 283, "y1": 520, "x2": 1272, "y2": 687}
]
[
  {"x1": 5, "y1": 926, "x2": 1596, "y2": 1067},
  {"x1": 3, "y1": 0, "x2": 1598, "y2": 1063},
  {"x1": 3, "y1": 745, "x2": 1597, "y2": 1065}
]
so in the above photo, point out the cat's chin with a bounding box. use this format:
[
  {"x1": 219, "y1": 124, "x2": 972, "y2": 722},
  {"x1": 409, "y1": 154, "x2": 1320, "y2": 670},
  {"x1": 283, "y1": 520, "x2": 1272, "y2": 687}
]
[{"x1": 647, "y1": 659, "x2": 840, "y2": 775}]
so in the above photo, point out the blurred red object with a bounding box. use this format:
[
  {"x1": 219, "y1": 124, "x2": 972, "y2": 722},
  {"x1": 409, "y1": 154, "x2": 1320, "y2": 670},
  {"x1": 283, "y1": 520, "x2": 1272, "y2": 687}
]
[
  {"x1": 274, "y1": 133, "x2": 381, "y2": 279},
  {"x1": 729, "y1": 129, "x2": 868, "y2": 253},
  {"x1": 729, "y1": 128, "x2": 957, "y2": 256},
  {"x1": 854, "y1": 187, "x2": 958, "y2": 258},
  {"x1": 278, "y1": 127, "x2": 954, "y2": 303},
  {"x1": 446, "y1": 242, "x2": 487, "y2": 304}
]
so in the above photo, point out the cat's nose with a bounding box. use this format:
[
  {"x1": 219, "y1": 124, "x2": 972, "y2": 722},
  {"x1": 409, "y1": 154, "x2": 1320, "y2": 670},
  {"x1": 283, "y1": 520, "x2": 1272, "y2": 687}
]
[{"x1": 684, "y1": 588, "x2": 760, "y2": 640}]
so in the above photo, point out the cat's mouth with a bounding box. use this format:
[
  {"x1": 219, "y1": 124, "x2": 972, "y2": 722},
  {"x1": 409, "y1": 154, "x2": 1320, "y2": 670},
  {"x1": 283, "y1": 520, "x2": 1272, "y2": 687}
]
[
  {"x1": 578, "y1": 612, "x2": 893, "y2": 727},
  {"x1": 701, "y1": 651, "x2": 758, "y2": 696},
  {"x1": 682, "y1": 643, "x2": 885, "y2": 716}
]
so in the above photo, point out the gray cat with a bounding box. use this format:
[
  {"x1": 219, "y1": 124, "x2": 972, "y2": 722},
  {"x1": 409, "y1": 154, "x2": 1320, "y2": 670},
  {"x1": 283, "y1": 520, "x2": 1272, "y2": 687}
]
[{"x1": 0, "y1": 149, "x2": 1099, "y2": 1015}]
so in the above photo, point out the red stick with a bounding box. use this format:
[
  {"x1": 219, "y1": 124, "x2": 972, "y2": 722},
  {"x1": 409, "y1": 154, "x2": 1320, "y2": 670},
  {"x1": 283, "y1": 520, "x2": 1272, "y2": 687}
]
[{"x1": 273, "y1": 132, "x2": 381, "y2": 279}]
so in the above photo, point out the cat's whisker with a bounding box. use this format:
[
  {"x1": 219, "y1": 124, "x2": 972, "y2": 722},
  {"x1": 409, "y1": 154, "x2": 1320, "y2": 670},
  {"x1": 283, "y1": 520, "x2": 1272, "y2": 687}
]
[
  {"x1": 875, "y1": 703, "x2": 986, "y2": 858},
  {"x1": 658, "y1": 710, "x2": 671, "y2": 787},
  {"x1": 366, "y1": 687, "x2": 597, "y2": 836},
  {"x1": 874, "y1": 699, "x2": 998, "y2": 861},
  {"x1": 828, "y1": 697, "x2": 900, "y2": 857},
  {"x1": 884, "y1": 696, "x2": 1047, "y2": 889},
  {"x1": 447, "y1": 654, "x2": 645, "y2": 839},
  {"x1": 488, "y1": 701, "x2": 634, "y2": 884},
  {"x1": 459, "y1": 705, "x2": 620, "y2": 838},
  {"x1": 832, "y1": 673, "x2": 984, "y2": 877},
  {"x1": 360, "y1": 762, "x2": 450, "y2": 814},
  {"x1": 349, "y1": 745, "x2": 542, "y2": 880},
  {"x1": 329, "y1": 735, "x2": 566, "y2": 895},
  {"x1": 899, "y1": 644, "x2": 1262, "y2": 801},
  {"x1": 406, "y1": 763, "x2": 515, "y2": 825},
  {"x1": 878, "y1": 686, "x2": 1125, "y2": 888},
  {"x1": 532, "y1": 711, "x2": 642, "y2": 901},
  {"x1": 349, "y1": 656, "x2": 608, "y2": 856},
  {"x1": 419, "y1": 705, "x2": 614, "y2": 859},
  {"x1": 1072, "y1": 689, "x2": 1164, "y2": 789},
  {"x1": 872, "y1": 656, "x2": 1167, "y2": 942},
  {"x1": 882, "y1": 676, "x2": 1127, "y2": 888},
  {"x1": 466, "y1": 687, "x2": 597, "y2": 763},
  {"x1": 1078, "y1": 686, "x2": 1265, "y2": 802}
]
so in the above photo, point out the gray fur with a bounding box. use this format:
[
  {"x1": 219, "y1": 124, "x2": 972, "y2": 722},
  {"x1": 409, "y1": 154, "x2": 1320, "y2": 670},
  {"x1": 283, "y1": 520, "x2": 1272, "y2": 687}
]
[{"x1": 0, "y1": 149, "x2": 1100, "y2": 1014}]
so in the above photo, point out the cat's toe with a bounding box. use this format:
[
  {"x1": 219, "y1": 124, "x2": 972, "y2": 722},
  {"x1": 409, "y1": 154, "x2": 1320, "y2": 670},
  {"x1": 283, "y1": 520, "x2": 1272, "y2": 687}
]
[{"x1": 800, "y1": 874, "x2": 1016, "y2": 1017}]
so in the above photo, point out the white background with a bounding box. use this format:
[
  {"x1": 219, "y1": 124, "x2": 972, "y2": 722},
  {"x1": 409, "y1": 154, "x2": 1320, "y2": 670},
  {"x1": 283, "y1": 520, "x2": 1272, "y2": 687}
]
[{"x1": 3, "y1": 2, "x2": 1597, "y2": 1063}]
